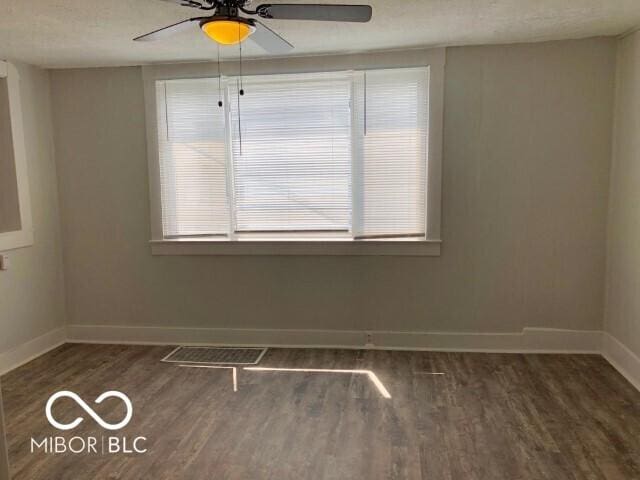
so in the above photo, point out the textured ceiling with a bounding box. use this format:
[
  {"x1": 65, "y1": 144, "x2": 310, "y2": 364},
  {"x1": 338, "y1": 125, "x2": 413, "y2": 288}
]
[{"x1": 1, "y1": 0, "x2": 639, "y2": 68}]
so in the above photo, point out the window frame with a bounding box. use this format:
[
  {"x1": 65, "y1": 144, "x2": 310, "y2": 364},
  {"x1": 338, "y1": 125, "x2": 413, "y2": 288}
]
[
  {"x1": 0, "y1": 61, "x2": 34, "y2": 252},
  {"x1": 143, "y1": 48, "x2": 445, "y2": 256}
]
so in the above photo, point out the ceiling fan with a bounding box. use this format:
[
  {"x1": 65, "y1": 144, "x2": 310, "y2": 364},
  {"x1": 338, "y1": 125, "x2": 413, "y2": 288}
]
[{"x1": 134, "y1": 0, "x2": 373, "y2": 54}]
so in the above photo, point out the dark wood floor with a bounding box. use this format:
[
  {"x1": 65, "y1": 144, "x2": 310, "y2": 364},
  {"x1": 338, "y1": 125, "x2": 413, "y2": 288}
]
[{"x1": 1, "y1": 344, "x2": 640, "y2": 480}]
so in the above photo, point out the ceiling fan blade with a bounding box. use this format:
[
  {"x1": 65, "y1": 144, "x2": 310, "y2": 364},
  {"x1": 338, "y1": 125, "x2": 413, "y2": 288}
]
[
  {"x1": 133, "y1": 17, "x2": 205, "y2": 41},
  {"x1": 158, "y1": 0, "x2": 214, "y2": 9},
  {"x1": 248, "y1": 20, "x2": 294, "y2": 54},
  {"x1": 255, "y1": 4, "x2": 372, "y2": 22}
]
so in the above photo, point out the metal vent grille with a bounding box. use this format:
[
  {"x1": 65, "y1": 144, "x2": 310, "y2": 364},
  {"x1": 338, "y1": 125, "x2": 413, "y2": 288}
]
[{"x1": 162, "y1": 346, "x2": 267, "y2": 365}]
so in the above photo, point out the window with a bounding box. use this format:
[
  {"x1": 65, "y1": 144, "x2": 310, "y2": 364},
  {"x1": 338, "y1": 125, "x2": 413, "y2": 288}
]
[
  {"x1": 352, "y1": 69, "x2": 428, "y2": 239},
  {"x1": 157, "y1": 79, "x2": 229, "y2": 238},
  {"x1": 228, "y1": 72, "x2": 353, "y2": 235},
  {"x1": 145, "y1": 49, "x2": 446, "y2": 257},
  {"x1": 155, "y1": 67, "x2": 429, "y2": 245}
]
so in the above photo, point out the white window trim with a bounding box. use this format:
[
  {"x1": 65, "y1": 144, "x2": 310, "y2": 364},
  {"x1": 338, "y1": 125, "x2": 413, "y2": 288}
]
[
  {"x1": 143, "y1": 48, "x2": 445, "y2": 256},
  {"x1": 0, "y1": 61, "x2": 34, "y2": 252}
]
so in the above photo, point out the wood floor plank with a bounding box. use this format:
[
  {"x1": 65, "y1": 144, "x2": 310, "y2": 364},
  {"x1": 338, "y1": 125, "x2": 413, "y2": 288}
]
[{"x1": 1, "y1": 345, "x2": 639, "y2": 480}]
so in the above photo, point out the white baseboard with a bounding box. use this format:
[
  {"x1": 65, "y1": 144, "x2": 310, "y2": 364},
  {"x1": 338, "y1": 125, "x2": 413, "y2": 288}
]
[
  {"x1": 66, "y1": 324, "x2": 602, "y2": 354},
  {"x1": 0, "y1": 327, "x2": 66, "y2": 376},
  {"x1": 5, "y1": 325, "x2": 640, "y2": 394},
  {"x1": 602, "y1": 333, "x2": 640, "y2": 392},
  {"x1": 373, "y1": 327, "x2": 602, "y2": 353},
  {"x1": 67, "y1": 325, "x2": 367, "y2": 349}
]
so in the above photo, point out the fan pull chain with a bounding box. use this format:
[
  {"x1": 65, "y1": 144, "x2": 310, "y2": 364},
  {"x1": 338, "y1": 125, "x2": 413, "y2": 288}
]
[
  {"x1": 237, "y1": 78, "x2": 243, "y2": 155},
  {"x1": 237, "y1": 22, "x2": 244, "y2": 155},
  {"x1": 217, "y1": 44, "x2": 223, "y2": 108},
  {"x1": 238, "y1": 22, "x2": 244, "y2": 96}
]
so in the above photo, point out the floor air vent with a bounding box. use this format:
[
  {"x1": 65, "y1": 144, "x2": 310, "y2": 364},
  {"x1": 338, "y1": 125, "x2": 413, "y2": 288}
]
[{"x1": 162, "y1": 346, "x2": 267, "y2": 365}]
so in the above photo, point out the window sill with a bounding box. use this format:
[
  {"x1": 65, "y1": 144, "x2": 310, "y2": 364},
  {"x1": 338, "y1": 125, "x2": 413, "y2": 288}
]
[
  {"x1": 0, "y1": 229, "x2": 34, "y2": 252},
  {"x1": 150, "y1": 239, "x2": 441, "y2": 256}
]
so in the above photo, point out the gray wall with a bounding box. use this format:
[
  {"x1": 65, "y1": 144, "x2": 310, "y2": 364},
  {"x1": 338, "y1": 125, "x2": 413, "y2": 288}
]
[
  {"x1": 605, "y1": 31, "x2": 640, "y2": 357},
  {"x1": 50, "y1": 38, "x2": 616, "y2": 335},
  {"x1": 0, "y1": 63, "x2": 66, "y2": 354}
]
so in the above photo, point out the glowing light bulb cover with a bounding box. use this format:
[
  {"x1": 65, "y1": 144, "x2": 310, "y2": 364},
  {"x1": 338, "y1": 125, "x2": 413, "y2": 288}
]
[{"x1": 201, "y1": 19, "x2": 254, "y2": 45}]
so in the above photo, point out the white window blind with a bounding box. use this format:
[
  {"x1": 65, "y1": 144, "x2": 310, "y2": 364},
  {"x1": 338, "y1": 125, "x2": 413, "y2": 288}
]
[
  {"x1": 157, "y1": 79, "x2": 230, "y2": 237},
  {"x1": 155, "y1": 67, "x2": 429, "y2": 242},
  {"x1": 353, "y1": 68, "x2": 429, "y2": 239},
  {"x1": 228, "y1": 72, "x2": 352, "y2": 233}
]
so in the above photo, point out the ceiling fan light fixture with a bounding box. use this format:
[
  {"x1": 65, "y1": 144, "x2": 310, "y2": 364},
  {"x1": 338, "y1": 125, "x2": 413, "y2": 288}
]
[{"x1": 201, "y1": 18, "x2": 254, "y2": 45}]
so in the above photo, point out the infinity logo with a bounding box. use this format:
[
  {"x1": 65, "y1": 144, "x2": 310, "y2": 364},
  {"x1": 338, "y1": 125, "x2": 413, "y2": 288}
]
[{"x1": 45, "y1": 391, "x2": 133, "y2": 431}]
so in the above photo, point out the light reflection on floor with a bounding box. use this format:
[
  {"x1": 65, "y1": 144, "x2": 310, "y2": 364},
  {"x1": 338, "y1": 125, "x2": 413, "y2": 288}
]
[{"x1": 177, "y1": 364, "x2": 404, "y2": 398}]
